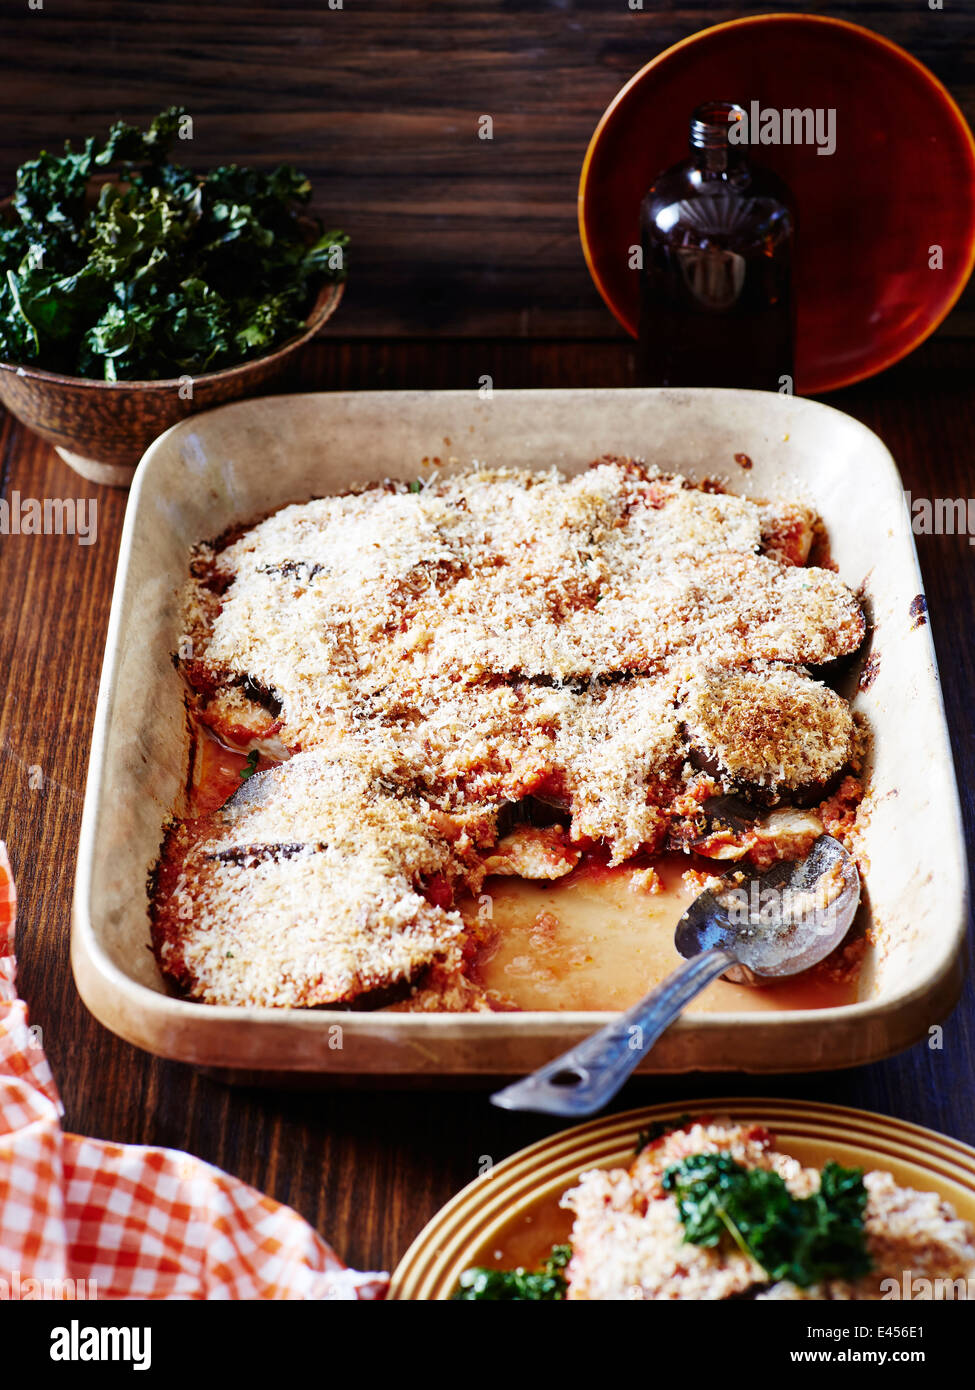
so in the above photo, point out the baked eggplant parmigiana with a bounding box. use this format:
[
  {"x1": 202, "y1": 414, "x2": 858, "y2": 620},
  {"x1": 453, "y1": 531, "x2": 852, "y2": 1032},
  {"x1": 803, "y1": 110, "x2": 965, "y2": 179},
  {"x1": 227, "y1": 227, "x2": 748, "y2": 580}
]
[{"x1": 151, "y1": 458, "x2": 869, "y2": 1009}]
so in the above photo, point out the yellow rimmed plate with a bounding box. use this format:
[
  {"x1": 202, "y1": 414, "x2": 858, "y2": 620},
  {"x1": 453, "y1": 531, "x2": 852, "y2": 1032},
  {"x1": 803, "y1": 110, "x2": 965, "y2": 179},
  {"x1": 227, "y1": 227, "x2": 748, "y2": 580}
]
[{"x1": 388, "y1": 1098, "x2": 975, "y2": 1300}]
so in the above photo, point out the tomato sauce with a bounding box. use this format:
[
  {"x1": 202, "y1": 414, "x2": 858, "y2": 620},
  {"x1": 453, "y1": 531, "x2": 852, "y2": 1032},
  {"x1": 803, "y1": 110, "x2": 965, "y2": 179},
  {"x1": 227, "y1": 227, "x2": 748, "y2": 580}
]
[{"x1": 464, "y1": 853, "x2": 860, "y2": 1013}]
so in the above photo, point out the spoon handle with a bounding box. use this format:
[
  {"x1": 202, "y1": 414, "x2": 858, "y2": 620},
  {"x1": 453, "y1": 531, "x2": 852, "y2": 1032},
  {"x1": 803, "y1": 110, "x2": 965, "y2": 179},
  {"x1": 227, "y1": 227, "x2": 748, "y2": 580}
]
[{"x1": 491, "y1": 946, "x2": 735, "y2": 1116}]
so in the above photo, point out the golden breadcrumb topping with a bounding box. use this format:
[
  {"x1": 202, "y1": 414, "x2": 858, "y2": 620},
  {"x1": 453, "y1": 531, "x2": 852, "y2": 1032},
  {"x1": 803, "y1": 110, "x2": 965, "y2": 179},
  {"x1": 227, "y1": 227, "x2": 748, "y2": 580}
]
[
  {"x1": 151, "y1": 750, "x2": 498, "y2": 1008},
  {"x1": 181, "y1": 460, "x2": 862, "y2": 755},
  {"x1": 153, "y1": 459, "x2": 867, "y2": 1008},
  {"x1": 680, "y1": 663, "x2": 855, "y2": 793}
]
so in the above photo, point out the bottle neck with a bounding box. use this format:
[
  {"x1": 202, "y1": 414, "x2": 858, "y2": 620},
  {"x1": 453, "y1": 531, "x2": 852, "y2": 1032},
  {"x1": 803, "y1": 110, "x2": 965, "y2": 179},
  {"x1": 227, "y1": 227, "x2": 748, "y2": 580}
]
[{"x1": 689, "y1": 101, "x2": 748, "y2": 176}]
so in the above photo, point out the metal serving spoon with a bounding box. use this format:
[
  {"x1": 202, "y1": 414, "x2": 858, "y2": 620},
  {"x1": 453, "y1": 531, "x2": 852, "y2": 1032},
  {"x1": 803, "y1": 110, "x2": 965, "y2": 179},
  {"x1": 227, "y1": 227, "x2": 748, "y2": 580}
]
[{"x1": 491, "y1": 835, "x2": 859, "y2": 1117}]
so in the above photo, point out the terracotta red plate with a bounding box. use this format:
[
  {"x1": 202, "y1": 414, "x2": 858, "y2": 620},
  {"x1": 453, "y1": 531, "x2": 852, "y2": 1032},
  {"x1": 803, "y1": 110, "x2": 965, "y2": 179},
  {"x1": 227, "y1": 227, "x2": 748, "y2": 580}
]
[{"x1": 579, "y1": 14, "x2": 975, "y2": 394}]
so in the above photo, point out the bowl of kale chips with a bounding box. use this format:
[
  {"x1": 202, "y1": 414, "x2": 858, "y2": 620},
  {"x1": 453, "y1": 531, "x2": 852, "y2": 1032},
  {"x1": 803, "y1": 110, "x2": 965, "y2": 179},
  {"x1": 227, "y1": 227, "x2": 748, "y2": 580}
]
[{"x1": 0, "y1": 108, "x2": 347, "y2": 485}]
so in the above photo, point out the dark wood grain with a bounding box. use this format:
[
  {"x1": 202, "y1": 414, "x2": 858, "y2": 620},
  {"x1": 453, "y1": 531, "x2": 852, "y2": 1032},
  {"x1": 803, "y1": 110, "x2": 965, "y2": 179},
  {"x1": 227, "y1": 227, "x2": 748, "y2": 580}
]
[
  {"x1": 1, "y1": 0, "x2": 973, "y2": 338},
  {"x1": 1, "y1": 335, "x2": 973, "y2": 1275}
]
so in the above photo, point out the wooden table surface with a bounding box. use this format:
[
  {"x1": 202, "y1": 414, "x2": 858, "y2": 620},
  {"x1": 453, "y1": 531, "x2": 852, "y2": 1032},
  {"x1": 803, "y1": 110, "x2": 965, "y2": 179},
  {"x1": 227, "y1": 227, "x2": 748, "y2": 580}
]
[
  {"x1": 5, "y1": 0, "x2": 975, "y2": 343},
  {"x1": 1, "y1": 337, "x2": 973, "y2": 1276}
]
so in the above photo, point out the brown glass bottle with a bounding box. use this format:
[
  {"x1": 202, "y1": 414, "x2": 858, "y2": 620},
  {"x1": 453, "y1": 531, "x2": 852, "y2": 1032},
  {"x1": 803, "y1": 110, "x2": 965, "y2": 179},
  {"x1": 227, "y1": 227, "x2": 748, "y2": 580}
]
[{"x1": 638, "y1": 101, "x2": 795, "y2": 390}]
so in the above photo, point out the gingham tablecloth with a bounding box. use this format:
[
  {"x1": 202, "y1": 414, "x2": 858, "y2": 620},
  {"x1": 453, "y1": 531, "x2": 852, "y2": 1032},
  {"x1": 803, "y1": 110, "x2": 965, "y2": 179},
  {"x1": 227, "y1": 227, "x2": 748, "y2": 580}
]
[{"x1": 0, "y1": 843, "x2": 387, "y2": 1300}]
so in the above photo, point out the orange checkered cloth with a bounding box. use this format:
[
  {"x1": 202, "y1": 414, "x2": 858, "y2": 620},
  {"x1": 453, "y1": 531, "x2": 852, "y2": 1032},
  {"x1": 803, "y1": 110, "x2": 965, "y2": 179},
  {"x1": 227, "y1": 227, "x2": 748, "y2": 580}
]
[{"x1": 0, "y1": 844, "x2": 387, "y2": 1300}]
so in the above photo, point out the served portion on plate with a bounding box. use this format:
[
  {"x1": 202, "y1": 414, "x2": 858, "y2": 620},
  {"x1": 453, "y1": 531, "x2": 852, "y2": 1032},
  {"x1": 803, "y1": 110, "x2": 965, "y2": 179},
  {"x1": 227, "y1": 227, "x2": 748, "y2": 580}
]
[
  {"x1": 150, "y1": 456, "x2": 870, "y2": 1014},
  {"x1": 458, "y1": 1116, "x2": 975, "y2": 1301},
  {"x1": 389, "y1": 1101, "x2": 975, "y2": 1301}
]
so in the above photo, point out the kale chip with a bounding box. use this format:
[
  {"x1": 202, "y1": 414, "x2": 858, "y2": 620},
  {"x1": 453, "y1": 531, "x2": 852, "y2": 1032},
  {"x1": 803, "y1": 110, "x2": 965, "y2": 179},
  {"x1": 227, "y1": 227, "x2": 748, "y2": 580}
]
[
  {"x1": 0, "y1": 107, "x2": 347, "y2": 380},
  {"x1": 662, "y1": 1152, "x2": 873, "y2": 1289},
  {"x1": 452, "y1": 1243, "x2": 572, "y2": 1301}
]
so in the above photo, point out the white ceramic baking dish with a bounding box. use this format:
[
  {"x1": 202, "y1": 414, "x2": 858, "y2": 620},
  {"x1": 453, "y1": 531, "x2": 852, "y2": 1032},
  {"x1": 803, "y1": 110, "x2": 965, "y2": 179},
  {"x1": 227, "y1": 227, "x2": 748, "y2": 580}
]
[{"x1": 71, "y1": 388, "x2": 968, "y2": 1079}]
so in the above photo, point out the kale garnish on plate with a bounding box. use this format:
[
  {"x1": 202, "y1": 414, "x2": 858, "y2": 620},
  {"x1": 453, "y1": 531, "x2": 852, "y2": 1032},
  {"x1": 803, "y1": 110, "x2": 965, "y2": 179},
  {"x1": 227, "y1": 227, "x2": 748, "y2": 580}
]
[
  {"x1": 0, "y1": 107, "x2": 348, "y2": 380},
  {"x1": 635, "y1": 1113, "x2": 693, "y2": 1153},
  {"x1": 662, "y1": 1152, "x2": 873, "y2": 1289},
  {"x1": 453, "y1": 1243, "x2": 572, "y2": 1301}
]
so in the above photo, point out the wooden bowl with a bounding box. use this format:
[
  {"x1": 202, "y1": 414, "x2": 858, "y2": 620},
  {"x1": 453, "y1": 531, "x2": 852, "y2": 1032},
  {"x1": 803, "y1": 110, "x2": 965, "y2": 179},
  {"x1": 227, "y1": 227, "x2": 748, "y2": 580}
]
[
  {"x1": 579, "y1": 14, "x2": 975, "y2": 394},
  {"x1": 0, "y1": 190, "x2": 344, "y2": 488},
  {"x1": 389, "y1": 1099, "x2": 975, "y2": 1298},
  {"x1": 0, "y1": 281, "x2": 343, "y2": 487}
]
